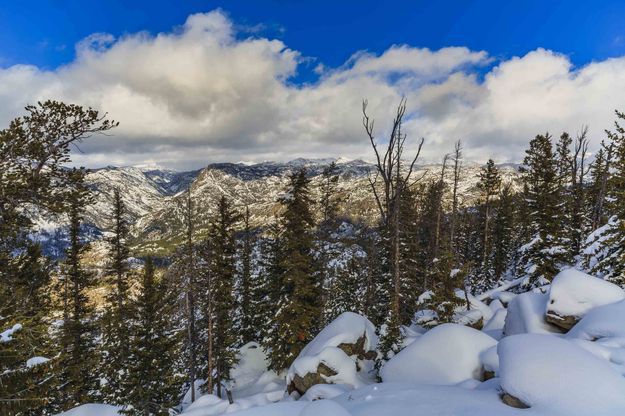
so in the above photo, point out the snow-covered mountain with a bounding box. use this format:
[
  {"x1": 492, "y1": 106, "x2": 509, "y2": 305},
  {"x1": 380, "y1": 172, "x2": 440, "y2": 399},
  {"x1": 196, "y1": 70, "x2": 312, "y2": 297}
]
[{"x1": 31, "y1": 159, "x2": 521, "y2": 256}]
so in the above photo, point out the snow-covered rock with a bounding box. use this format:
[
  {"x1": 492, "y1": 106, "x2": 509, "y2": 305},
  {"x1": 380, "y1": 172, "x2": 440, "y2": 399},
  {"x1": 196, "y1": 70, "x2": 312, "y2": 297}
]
[
  {"x1": 567, "y1": 299, "x2": 625, "y2": 341},
  {"x1": 503, "y1": 292, "x2": 563, "y2": 336},
  {"x1": 381, "y1": 323, "x2": 497, "y2": 385},
  {"x1": 545, "y1": 268, "x2": 625, "y2": 330},
  {"x1": 498, "y1": 334, "x2": 625, "y2": 415},
  {"x1": 286, "y1": 312, "x2": 377, "y2": 395},
  {"x1": 564, "y1": 300, "x2": 625, "y2": 376}
]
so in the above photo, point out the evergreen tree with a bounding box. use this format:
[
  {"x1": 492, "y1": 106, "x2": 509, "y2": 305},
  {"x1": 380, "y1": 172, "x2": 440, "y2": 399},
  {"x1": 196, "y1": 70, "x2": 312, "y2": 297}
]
[
  {"x1": 518, "y1": 134, "x2": 566, "y2": 287},
  {"x1": 0, "y1": 101, "x2": 116, "y2": 413},
  {"x1": 473, "y1": 159, "x2": 501, "y2": 291},
  {"x1": 124, "y1": 257, "x2": 182, "y2": 416},
  {"x1": 428, "y1": 251, "x2": 465, "y2": 324},
  {"x1": 101, "y1": 188, "x2": 133, "y2": 403},
  {"x1": 266, "y1": 169, "x2": 320, "y2": 371},
  {"x1": 491, "y1": 184, "x2": 517, "y2": 282},
  {"x1": 205, "y1": 196, "x2": 240, "y2": 398},
  {"x1": 238, "y1": 206, "x2": 256, "y2": 345},
  {"x1": 397, "y1": 184, "x2": 422, "y2": 323},
  {"x1": 56, "y1": 186, "x2": 99, "y2": 410},
  {"x1": 324, "y1": 243, "x2": 367, "y2": 322},
  {"x1": 317, "y1": 161, "x2": 342, "y2": 327},
  {"x1": 591, "y1": 111, "x2": 625, "y2": 285}
]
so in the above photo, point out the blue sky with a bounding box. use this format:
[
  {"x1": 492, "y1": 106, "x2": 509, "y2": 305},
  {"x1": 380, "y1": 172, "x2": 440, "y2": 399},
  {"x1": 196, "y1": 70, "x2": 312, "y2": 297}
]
[
  {"x1": 1, "y1": 1, "x2": 625, "y2": 168},
  {"x1": 3, "y1": 0, "x2": 625, "y2": 81}
]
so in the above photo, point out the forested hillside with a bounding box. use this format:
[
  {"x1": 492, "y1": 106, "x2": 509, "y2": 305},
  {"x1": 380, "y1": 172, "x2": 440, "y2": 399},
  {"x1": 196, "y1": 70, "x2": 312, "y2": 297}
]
[{"x1": 2, "y1": 101, "x2": 625, "y2": 415}]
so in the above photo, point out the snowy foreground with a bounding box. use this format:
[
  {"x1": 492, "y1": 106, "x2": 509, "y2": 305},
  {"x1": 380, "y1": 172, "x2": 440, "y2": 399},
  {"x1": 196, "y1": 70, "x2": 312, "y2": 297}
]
[{"x1": 60, "y1": 268, "x2": 625, "y2": 416}]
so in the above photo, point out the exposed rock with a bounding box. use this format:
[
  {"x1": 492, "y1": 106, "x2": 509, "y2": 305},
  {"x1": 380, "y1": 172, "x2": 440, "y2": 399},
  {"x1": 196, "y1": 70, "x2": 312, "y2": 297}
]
[
  {"x1": 337, "y1": 334, "x2": 376, "y2": 361},
  {"x1": 545, "y1": 310, "x2": 579, "y2": 331},
  {"x1": 501, "y1": 393, "x2": 530, "y2": 409},
  {"x1": 287, "y1": 362, "x2": 338, "y2": 395},
  {"x1": 482, "y1": 369, "x2": 495, "y2": 381}
]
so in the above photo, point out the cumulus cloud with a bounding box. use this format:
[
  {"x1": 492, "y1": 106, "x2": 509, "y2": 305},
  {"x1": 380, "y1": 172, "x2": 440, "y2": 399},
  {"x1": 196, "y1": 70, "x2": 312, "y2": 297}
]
[{"x1": 0, "y1": 10, "x2": 624, "y2": 169}]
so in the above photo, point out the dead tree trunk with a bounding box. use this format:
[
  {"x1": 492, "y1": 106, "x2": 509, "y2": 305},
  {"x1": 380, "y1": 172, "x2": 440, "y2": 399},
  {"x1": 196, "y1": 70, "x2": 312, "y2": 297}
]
[
  {"x1": 363, "y1": 97, "x2": 424, "y2": 322},
  {"x1": 184, "y1": 189, "x2": 197, "y2": 403}
]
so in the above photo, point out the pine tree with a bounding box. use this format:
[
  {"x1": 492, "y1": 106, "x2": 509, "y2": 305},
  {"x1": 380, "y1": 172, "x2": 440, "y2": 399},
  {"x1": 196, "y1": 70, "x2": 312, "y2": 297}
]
[
  {"x1": 491, "y1": 184, "x2": 517, "y2": 282},
  {"x1": 428, "y1": 251, "x2": 465, "y2": 325},
  {"x1": 254, "y1": 225, "x2": 283, "y2": 344},
  {"x1": 0, "y1": 101, "x2": 116, "y2": 413},
  {"x1": 518, "y1": 133, "x2": 566, "y2": 287},
  {"x1": 473, "y1": 159, "x2": 501, "y2": 291},
  {"x1": 397, "y1": 184, "x2": 422, "y2": 323},
  {"x1": 266, "y1": 168, "x2": 320, "y2": 371},
  {"x1": 317, "y1": 161, "x2": 342, "y2": 327},
  {"x1": 205, "y1": 196, "x2": 240, "y2": 398},
  {"x1": 591, "y1": 111, "x2": 625, "y2": 285},
  {"x1": 124, "y1": 257, "x2": 182, "y2": 416},
  {"x1": 101, "y1": 188, "x2": 133, "y2": 403},
  {"x1": 238, "y1": 206, "x2": 256, "y2": 345},
  {"x1": 56, "y1": 186, "x2": 99, "y2": 410}
]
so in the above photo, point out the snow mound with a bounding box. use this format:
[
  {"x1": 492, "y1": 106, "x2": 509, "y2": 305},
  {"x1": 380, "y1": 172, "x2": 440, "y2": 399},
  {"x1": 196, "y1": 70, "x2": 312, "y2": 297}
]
[
  {"x1": 286, "y1": 312, "x2": 377, "y2": 395},
  {"x1": 546, "y1": 268, "x2": 624, "y2": 327},
  {"x1": 498, "y1": 334, "x2": 625, "y2": 415},
  {"x1": 56, "y1": 404, "x2": 122, "y2": 416},
  {"x1": 567, "y1": 299, "x2": 625, "y2": 341},
  {"x1": 380, "y1": 323, "x2": 497, "y2": 385},
  {"x1": 503, "y1": 292, "x2": 562, "y2": 336}
]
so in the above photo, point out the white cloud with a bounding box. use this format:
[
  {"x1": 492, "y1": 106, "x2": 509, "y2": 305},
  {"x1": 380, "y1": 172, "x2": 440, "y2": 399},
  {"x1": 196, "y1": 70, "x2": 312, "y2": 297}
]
[{"x1": 0, "y1": 11, "x2": 624, "y2": 169}]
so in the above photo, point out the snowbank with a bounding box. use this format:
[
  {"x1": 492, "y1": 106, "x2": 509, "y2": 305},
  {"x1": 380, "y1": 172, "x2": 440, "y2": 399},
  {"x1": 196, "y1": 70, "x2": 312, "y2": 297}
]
[
  {"x1": 567, "y1": 299, "x2": 625, "y2": 341},
  {"x1": 498, "y1": 334, "x2": 625, "y2": 415},
  {"x1": 503, "y1": 292, "x2": 562, "y2": 336},
  {"x1": 333, "y1": 383, "x2": 523, "y2": 416},
  {"x1": 546, "y1": 268, "x2": 624, "y2": 329},
  {"x1": 380, "y1": 323, "x2": 497, "y2": 385}
]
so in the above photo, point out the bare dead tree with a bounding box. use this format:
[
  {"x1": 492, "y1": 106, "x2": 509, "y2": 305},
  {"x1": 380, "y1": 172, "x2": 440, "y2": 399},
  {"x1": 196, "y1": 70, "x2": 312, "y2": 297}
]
[
  {"x1": 433, "y1": 155, "x2": 450, "y2": 260},
  {"x1": 570, "y1": 126, "x2": 591, "y2": 252},
  {"x1": 593, "y1": 141, "x2": 614, "y2": 230},
  {"x1": 449, "y1": 140, "x2": 463, "y2": 254},
  {"x1": 362, "y1": 97, "x2": 424, "y2": 322}
]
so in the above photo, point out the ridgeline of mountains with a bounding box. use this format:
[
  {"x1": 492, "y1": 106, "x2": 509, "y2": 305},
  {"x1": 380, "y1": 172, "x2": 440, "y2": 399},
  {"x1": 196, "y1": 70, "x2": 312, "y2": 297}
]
[{"x1": 30, "y1": 158, "x2": 521, "y2": 257}]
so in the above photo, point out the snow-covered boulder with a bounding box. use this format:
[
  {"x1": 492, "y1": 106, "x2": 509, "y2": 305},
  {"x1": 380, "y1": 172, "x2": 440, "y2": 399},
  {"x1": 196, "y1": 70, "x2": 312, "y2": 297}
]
[
  {"x1": 545, "y1": 268, "x2": 625, "y2": 330},
  {"x1": 565, "y1": 300, "x2": 625, "y2": 376},
  {"x1": 503, "y1": 292, "x2": 563, "y2": 336},
  {"x1": 567, "y1": 299, "x2": 625, "y2": 341},
  {"x1": 286, "y1": 312, "x2": 377, "y2": 395},
  {"x1": 498, "y1": 334, "x2": 625, "y2": 415},
  {"x1": 380, "y1": 323, "x2": 497, "y2": 385}
]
